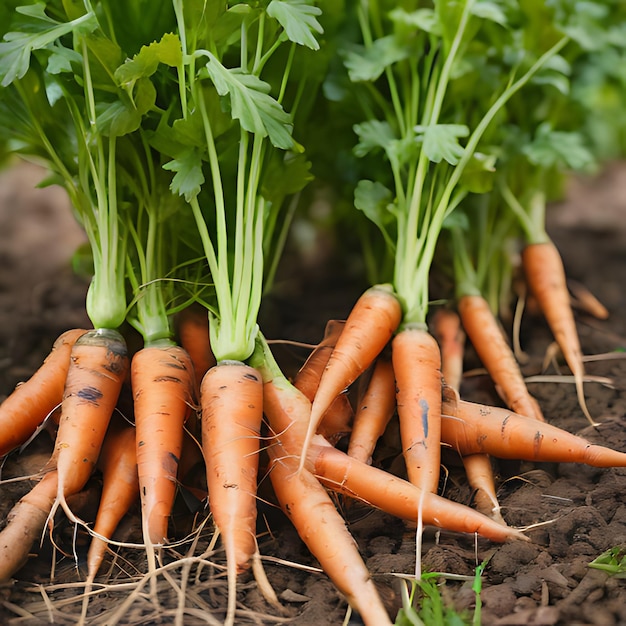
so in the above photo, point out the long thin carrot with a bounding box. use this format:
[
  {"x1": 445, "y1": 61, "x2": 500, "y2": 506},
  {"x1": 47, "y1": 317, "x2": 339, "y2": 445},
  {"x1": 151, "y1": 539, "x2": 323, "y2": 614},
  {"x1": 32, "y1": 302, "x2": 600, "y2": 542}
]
[
  {"x1": 522, "y1": 241, "x2": 594, "y2": 425},
  {"x1": 132, "y1": 342, "x2": 194, "y2": 545},
  {"x1": 441, "y1": 389, "x2": 626, "y2": 467},
  {"x1": 86, "y1": 420, "x2": 139, "y2": 581},
  {"x1": 0, "y1": 328, "x2": 87, "y2": 456},
  {"x1": 176, "y1": 305, "x2": 216, "y2": 394},
  {"x1": 54, "y1": 329, "x2": 129, "y2": 519},
  {"x1": 392, "y1": 326, "x2": 442, "y2": 493},
  {"x1": 347, "y1": 355, "x2": 396, "y2": 465},
  {"x1": 201, "y1": 360, "x2": 263, "y2": 625},
  {"x1": 432, "y1": 309, "x2": 506, "y2": 524},
  {"x1": 309, "y1": 436, "x2": 525, "y2": 543},
  {"x1": 458, "y1": 294, "x2": 544, "y2": 421},
  {"x1": 267, "y1": 441, "x2": 393, "y2": 626},
  {"x1": 0, "y1": 469, "x2": 58, "y2": 581},
  {"x1": 431, "y1": 308, "x2": 465, "y2": 392},
  {"x1": 293, "y1": 319, "x2": 352, "y2": 445},
  {"x1": 300, "y1": 284, "x2": 402, "y2": 471}
]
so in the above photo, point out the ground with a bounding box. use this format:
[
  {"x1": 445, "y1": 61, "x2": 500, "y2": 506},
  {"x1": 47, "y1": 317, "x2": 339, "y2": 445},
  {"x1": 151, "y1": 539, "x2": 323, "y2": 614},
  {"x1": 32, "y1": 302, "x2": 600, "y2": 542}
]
[{"x1": 0, "y1": 161, "x2": 625, "y2": 625}]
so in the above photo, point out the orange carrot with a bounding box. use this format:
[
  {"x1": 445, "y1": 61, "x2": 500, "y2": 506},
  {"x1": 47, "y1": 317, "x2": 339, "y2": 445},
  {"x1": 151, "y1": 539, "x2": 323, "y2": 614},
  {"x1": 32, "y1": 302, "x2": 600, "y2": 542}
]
[
  {"x1": 568, "y1": 279, "x2": 609, "y2": 320},
  {"x1": 522, "y1": 241, "x2": 594, "y2": 425},
  {"x1": 441, "y1": 390, "x2": 626, "y2": 467},
  {"x1": 54, "y1": 329, "x2": 129, "y2": 517},
  {"x1": 301, "y1": 284, "x2": 402, "y2": 469},
  {"x1": 176, "y1": 305, "x2": 216, "y2": 394},
  {"x1": 347, "y1": 355, "x2": 396, "y2": 464},
  {"x1": 309, "y1": 436, "x2": 526, "y2": 543},
  {"x1": 132, "y1": 343, "x2": 194, "y2": 545},
  {"x1": 267, "y1": 440, "x2": 393, "y2": 626},
  {"x1": 460, "y1": 453, "x2": 506, "y2": 525},
  {"x1": 201, "y1": 360, "x2": 263, "y2": 624},
  {"x1": 293, "y1": 320, "x2": 352, "y2": 445},
  {"x1": 458, "y1": 294, "x2": 544, "y2": 421},
  {"x1": 431, "y1": 308, "x2": 465, "y2": 392},
  {"x1": 0, "y1": 328, "x2": 87, "y2": 456},
  {"x1": 392, "y1": 327, "x2": 442, "y2": 493},
  {"x1": 86, "y1": 421, "x2": 139, "y2": 581},
  {"x1": 0, "y1": 469, "x2": 58, "y2": 581}
]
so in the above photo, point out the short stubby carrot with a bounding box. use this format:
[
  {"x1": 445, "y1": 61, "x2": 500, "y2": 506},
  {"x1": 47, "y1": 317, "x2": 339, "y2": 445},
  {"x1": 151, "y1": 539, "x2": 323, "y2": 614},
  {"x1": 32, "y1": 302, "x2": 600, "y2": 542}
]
[
  {"x1": 441, "y1": 392, "x2": 626, "y2": 467},
  {"x1": 201, "y1": 361, "x2": 263, "y2": 574},
  {"x1": 0, "y1": 328, "x2": 87, "y2": 457},
  {"x1": 392, "y1": 326, "x2": 442, "y2": 494},
  {"x1": 431, "y1": 308, "x2": 465, "y2": 392},
  {"x1": 87, "y1": 420, "x2": 139, "y2": 581},
  {"x1": 522, "y1": 241, "x2": 593, "y2": 425},
  {"x1": 54, "y1": 329, "x2": 129, "y2": 512},
  {"x1": 301, "y1": 284, "x2": 402, "y2": 470},
  {"x1": 458, "y1": 294, "x2": 544, "y2": 422},
  {"x1": 308, "y1": 436, "x2": 526, "y2": 543},
  {"x1": 347, "y1": 355, "x2": 396, "y2": 465},
  {"x1": 176, "y1": 305, "x2": 216, "y2": 395},
  {"x1": 268, "y1": 441, "x2": 393, "y2": 626},
  {"x1": 0, "y1": 469, "x2": 58, "y2": 582},
  {"x1": 132, "y1": 343, "x2": 195, "y2": 545}
]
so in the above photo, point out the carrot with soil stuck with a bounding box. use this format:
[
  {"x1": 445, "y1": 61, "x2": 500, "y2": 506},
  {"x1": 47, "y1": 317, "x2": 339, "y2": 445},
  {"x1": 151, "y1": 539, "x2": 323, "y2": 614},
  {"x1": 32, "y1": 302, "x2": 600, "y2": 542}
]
[
  {"x1": 347, "y1": 355, "x2": 396, "y2": 464},
  {"x1": 53, "y1": 329, "x2": 128, "y2": 520},
  {"x1": 392, "y1": 326, "x2": 443, "y2": 494},
  {"x1": 0, "y1": 328, "x2": 87, "y2": 457},
  {"x1": 458, "y1": 293, "x2": 544, "y2": 421},
  {"x1": 300, "y1": 284, "x2": 402, "y2": 470},
  {"x1": 441, "y1": 387, "x2": 626, "y2": 467},
  {"x1": 522, "y1": 241, "x2": 594, "y2": 425},
  {"x1": 132, "y1": 343, "x2": 195, "y2": 545},
  {"x1": 200, "y1": 361, "x2": 263, "y2": 625}
]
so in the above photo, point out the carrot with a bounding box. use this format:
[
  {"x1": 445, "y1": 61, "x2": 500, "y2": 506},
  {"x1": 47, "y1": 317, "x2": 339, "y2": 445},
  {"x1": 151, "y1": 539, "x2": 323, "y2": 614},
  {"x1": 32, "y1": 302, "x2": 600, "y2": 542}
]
[
  {"x1": 176, "y1": 305, "x2": 216, "y2": 394},
  {"x1": 0, "y1": 469, "x2": 58, "y2": 581},
  {"x1": 458, "y1": 294, "x2": 544, "y2": 422},
  {"x1": 522, "y1": 241, "x2": 594, "y2": 425},
  {"x1": 568, "y1": 279, "x2": 609, "y2": 320},
  {"x1": 86, "y1": 420, "x2": 139, "y2": 581},
  {"x1": 309, "y1": 436, "x2": 525, "y2": 544},
  {"x1": 431, "y1": 308, "x2": 465, "y2": 392},
  {"x1": 441, "y1": 389, "x2": 626, "y2": 467},
  {"x1": 392, "y1": 326, "x2": 442, "y2": 493},
  {"x1": 132, "y1": 343, "x2": 195, "y2": 545},
  {"x1": 347, "y1": 355, "x2": 396, "y2": 465},
  {"x1": 0, "y1": 328, "x2": 87, "y2": 456},
  {"x1": 267, "y1": 440, "x2": 393, "y2": 626},
  {"x1": 293, "y1": 319, "x2": 352, "y2": 445},
  {"x1": 460, "y1": 453, "x2": 506, "y2": 525},
  {"x1": 54, "y1": 329, "x2": 129, "y2": 518},
  {"x1": 300, "y1": 284, "x2": 402, "y2": 470},
  {"x1": 201, "y1": 360, "x2": 263, "y2": 625}
]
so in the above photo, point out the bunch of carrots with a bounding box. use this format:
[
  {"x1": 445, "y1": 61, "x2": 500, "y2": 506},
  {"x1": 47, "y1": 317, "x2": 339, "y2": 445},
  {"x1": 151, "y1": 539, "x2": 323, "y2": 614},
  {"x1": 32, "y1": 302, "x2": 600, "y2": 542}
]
[{"x1": 0, "y1": 1, "x2": 625, "y2": 624}]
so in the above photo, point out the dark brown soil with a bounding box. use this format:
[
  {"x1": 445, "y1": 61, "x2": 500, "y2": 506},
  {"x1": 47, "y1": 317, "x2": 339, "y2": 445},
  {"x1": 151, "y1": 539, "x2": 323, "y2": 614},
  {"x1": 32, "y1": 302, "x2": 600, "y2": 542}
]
[{"x1": 0, "y1": 161, "x2": 625, "y2": 625}]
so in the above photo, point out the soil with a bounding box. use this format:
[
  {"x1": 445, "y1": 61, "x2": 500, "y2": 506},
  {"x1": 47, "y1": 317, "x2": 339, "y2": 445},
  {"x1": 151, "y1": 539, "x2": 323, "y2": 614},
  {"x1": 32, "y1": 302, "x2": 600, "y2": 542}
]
[{"x1": 0, "y1": 161, "x2": 625, "y2": 625}]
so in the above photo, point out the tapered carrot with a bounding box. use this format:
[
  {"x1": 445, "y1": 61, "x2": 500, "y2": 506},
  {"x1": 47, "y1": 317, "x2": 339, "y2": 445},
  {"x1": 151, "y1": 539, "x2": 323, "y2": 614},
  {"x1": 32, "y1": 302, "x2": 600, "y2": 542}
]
[
  {"x1": 431, "y1": 308, "x2": 465, "y2": 392},
  {"x1": 522, "y1": 241, "x2": 594, "y2": 425},
  {"x1": 201, "y1": 360, "x2": 263, "y2": 625},
  {"x1": 432, "y1": 309, "x2": 506, "y2": 523},
  {"x1": 176, "y1": 305, "x2": 216, "y2": 394},
  {"x1": 86, "y1": 420, "x2": 139, "y2": 581},
  {"x1": 0, "y1": 469, "x2": 58, "y2": 581},
  {"x1": 441, "y1": 389, "x2": 626, "y2": 467},
  {"x1": 458, "y1": 294, "x2": 544, "y2": 421},
  {"x1": 568, "y1": 279, "x2": 609, "y2": 320},
  {"x1": 300, "y1": 284, "x2": 402, "y2": 471},
  {"x1": 392, "y1": 326, "x2": 442, "y2": 493},
  {"x1": 54, "y1": 329, "x2": 129, "y2": 518},
  {"x1": 132, "y1": 342, "x2": 195, "y2": 545},
  {"x1": 347, "y1": 355, "x2": 396, "y2": 464},
  {"x1": 267, "y1": 441, "x2": 393, "y2": 626},
  {"x1": 293, "y1": 320, "x2": 352, "y2": 445},
  {"x1": 0, "y1": 328, "x2": 87, "y2": 456}
]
